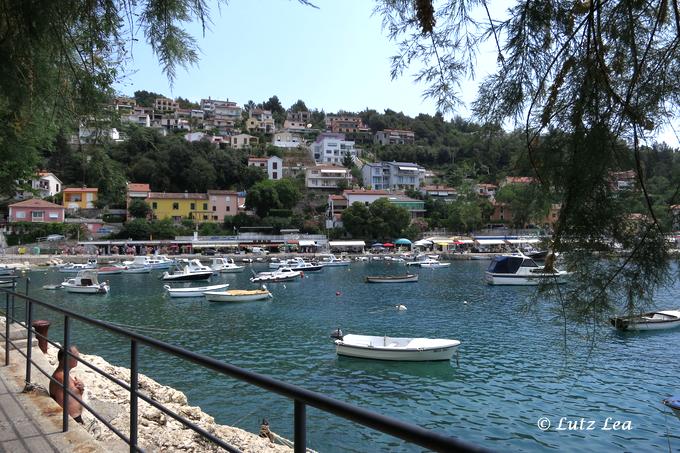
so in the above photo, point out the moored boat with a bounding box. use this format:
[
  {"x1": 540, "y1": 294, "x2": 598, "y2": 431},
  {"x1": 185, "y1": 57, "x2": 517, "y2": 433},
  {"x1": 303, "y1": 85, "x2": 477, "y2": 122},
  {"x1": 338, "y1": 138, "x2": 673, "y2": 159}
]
[
  {"x1": 610, "y1": 310, "x2": 680, "y2": 331},
  {"x1": 164, "y1": 283, "x2": 229, "y2": 298},
  {"x1": 204, "y1": 288, "x2": 273, "y2": 302},
  {"x1": 365, "y1": 274, "x2": 418, "y2": 283},
  {"x1": 123, "y1": 255, "x2": 175, "y2": 270},
  {"x1": 58, "y1": 259, "x2": 98, "y2": 273},
  {"x1": 122, "y1": 265, "x2": 152, "y2": 274},
  {"x1": 209, "y1": 257, "x2": 245, "y2": 273},
  {"x1": 316, "y1": 254, "x2": 351, "y2": 267},
  {"x1": 330, "y1": 329, "x2": 461, "y2": 361},
  {"x1": 61, "y1": 270, "x2": 109, "y2": 294},
  {"x1": 162, "y1": 261, "x2": 213, "y2": 281},
  {"x1": 96, "y1": 265, "x2": 124, "y2": 275},
  {"x1": 250, "y1": 267, "x2": 302, "y2": 283},
  {"x1": 663, "y1": 395, "x2": 680, "y2": 422},
  {"x1": 419, "y1": 262, "x2": 450, "y2": 268}
]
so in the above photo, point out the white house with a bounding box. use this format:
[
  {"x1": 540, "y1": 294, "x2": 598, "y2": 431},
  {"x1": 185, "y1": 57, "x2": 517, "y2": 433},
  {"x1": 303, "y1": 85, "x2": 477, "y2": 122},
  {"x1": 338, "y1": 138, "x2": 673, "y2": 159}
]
[
  {"x1": 248, "y1": 156, "x2": 283, "y2": 180},
  {"x1": 17, "y1": 172, "x2": 63, "y2": 200},
  {"x1": 272, "y1": 131, "x2": 303, "y2": 148},
  {"x1": 305, "y1": 165, "x2": 352, "y2": 189},
  {"x1": 311, "y1": 133, "x2": 357, "y2": 164}
]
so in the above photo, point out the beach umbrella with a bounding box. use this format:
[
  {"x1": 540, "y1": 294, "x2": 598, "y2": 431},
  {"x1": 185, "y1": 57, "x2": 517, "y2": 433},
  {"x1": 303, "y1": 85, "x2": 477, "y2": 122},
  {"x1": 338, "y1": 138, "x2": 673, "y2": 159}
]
[
  {"x1": 413, "y1": 239, "x2": 432, "y2": 246},
  {"x1": 394, "y1": 238, "x2": 412, "y2": 246},
  {"x1": 371, "y1": 243, "x2": 384, "y2": 248},
  {"x1": 383, "y1": 242, "x2": 395, "y2": 247}
]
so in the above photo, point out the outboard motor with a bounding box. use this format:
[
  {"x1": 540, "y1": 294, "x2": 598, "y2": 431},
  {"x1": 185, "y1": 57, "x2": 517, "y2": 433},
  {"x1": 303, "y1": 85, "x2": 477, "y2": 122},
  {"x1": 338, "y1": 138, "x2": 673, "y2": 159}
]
[{"x1": 330, "y1": 328, "x2": 343, "y2": 341}]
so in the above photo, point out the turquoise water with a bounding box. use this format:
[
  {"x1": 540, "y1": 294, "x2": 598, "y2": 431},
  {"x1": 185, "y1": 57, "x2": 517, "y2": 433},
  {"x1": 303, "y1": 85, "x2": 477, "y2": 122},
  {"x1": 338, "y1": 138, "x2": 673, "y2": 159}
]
[{"x1": 16, "y1": 261, "x2": 680, "y2": 452}]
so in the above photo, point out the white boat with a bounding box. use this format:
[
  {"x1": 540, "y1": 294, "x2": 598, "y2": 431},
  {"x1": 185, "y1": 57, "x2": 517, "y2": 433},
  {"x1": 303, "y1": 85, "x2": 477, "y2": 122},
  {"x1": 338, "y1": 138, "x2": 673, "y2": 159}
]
[
  {"x1": 419, "y1": 261, "x2": 450, "y2": 268},
  {"x1": 123, "y1": 255, "x2": 175, "y2": 270},
  {"x1": 250, "y1": 267, "x2": 302, "y2": 283},
  {"x1": 0, "y1": 279, "x2": 18, "y2": 289},
  {"x1": 61, "y1": 270, "x2": 109, "y2": 294},
  {"x1": 204, "y1": 288, "x2": 273, "y2": 302},
  {"x1": 484, "y1": 253, "x2": 569, "y2": 285},
  {"x1": 96, "y1": 265, "x2": 124, "y2": 275},
  {"x1": 164, "y1": 283, "x2": 229, "y2": 298},
  {"x1": 209, "y1": 257, "x2": 245, "y2": 273},
  {"x1": 663, "y1": 395, "x2": 680, "y2": 421},
  {"x1": 331, "y1": 330, "x2": 461, "y2": 361},
  {"x1": 406, "y1": 254, "x2": 442, "y2": 267},
  {"x1": 610, "y1": 310, "x2": 680, "y2": 331},
  {"x1": 270, "y1": 258, "x2": 323, "y2": 272},
  {"x1": 58, "y1": 259, "x2": 98, "y2": 273},
  {"x1": 316, "y1": 254, "x2": 351, "y2": 267},
  {"x1": 365, "y1": 274, "x2": 418, "y2": 283},
  {"x1": 162, "y1": 261, "x2": 213, "y2": 281}
]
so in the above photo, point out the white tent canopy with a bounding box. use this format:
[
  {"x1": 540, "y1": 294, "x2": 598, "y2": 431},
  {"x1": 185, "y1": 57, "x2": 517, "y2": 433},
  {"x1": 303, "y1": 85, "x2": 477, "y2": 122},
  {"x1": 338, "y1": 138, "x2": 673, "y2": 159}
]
[{"x1": 328, "y1": 241, "x2": 366, "y2": 247}]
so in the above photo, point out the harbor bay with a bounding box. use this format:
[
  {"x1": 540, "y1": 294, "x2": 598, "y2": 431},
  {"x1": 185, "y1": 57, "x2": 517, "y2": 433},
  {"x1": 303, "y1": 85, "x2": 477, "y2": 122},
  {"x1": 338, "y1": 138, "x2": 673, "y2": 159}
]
[{"x1": 15, "y1": 260, "x2": 680, "y2": 452}]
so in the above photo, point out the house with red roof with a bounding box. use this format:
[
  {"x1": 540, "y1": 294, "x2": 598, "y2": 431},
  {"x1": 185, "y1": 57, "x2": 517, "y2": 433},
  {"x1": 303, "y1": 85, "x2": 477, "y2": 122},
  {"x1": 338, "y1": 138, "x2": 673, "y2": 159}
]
[{"x1": 9, "y1": 199, "x2": 65, "y2": 223}]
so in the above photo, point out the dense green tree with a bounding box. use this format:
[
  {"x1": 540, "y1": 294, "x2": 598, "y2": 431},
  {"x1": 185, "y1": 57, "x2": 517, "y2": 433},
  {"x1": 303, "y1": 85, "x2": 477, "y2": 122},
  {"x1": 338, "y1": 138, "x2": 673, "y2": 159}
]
[
  {"x1": 133, "y1": 90, "x2": 165, "y2": 108},
  {"x1": 128, "y1": 199, "x2": 152, "y2": 219},
  {"x1": 341, "y1": 202, "x2": 371, "y2": 238},
  {"x1": 495, "y1": 184, "x2": 552, "y2": 228},
  {"x1": 289, "y1": 100, "x2": 308, "y2": 113}
]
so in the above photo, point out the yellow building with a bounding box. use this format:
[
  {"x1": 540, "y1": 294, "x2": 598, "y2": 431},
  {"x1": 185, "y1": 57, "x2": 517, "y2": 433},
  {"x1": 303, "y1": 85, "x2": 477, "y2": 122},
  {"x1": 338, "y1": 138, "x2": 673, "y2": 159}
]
[
  {"x1": 147, "y1": 192, "x2": 212, "y2": 222},
  {"x1": 63, "y1": 187, "x2": 98, "y2": 209}
]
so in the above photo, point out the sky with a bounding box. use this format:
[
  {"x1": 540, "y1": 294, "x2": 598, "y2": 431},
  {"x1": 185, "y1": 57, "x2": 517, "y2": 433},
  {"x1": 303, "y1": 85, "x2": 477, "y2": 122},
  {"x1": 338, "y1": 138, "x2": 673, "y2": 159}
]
[
  {"x1": 114, "y1": 0, "x2": 482, "y2": 117},
  {"x1": 113, "y1": 0, "x2": 678, "y2": 146}
]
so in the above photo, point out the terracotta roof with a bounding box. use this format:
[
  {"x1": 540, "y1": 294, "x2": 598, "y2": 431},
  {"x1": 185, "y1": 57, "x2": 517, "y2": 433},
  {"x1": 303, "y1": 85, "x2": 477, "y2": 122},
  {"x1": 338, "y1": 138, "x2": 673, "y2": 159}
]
[
  {"x1": 504, "y1": 177, "x2": 535, "y2": 185},
  {"x1": 147, "y1": 192, "x2": 208, "y2": 200},
  {"x1": 127, "y1": 183, "x2": 150, "y2": 192},
  {"x1": 422, "y1": 185, "x2": 456, "y2": 191},
  {"x1": 207, "y1": 190, "x2": 239, "y2": 195},
  {"x1": 10, "y1": 198, "x2": 64, "y2": 209},
  {"x1": 63, "y1": 187, "x2": 98, "y2": 193},
  {"x1": 329, "y1": 195, "x2": 346, "y2": 200},
  {"x1": 343, "y1": 189, "x2": 389, "y2": 195},
  {"x1": 248, "y1": 157, "x2": 269, "y2": 162}
]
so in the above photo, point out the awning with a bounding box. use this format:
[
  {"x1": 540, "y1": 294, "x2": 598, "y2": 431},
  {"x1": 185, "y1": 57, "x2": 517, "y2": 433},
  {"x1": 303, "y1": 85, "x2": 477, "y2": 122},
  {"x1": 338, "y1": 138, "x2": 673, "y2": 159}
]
[
  {"x1": 398, "y1": 166, "x2": 418, "y2": 171},
  {"x1": 413, "y1": 239, "x2": 432, "y2": 246},
  {"x1": 298, "y1": 240, "x2": 317, "y2": 246},
  {"x1": 383, "y1": 242, "x2": 394, "y2": 247},
  {"x1": 192, "y1": 242, "x2": 239, "y2": 248},
  {"x1": 433, "y1": 239, "x2": 454, "y2": 244},
  {"x1": 475, "y1": 239, "x2": 506, "y2": 245},
  {"x1": 329, "y1": 241, "x2": 366, "y2": 247},
  {"x1": 320, "y1": 169, "x2": 347, "y2": 173},
  {"x1": 394, "y1": 238, "x2": 412, "y2": 245},
  {"x1": 505, "y1": 238, "x2": 540, "y2": 244},
  {"x1": 457, "y1": 239, "x2": 474, "y2": 244},
  {"x1": 371, "y1": 243, "x2": 384, "y2": 248}
]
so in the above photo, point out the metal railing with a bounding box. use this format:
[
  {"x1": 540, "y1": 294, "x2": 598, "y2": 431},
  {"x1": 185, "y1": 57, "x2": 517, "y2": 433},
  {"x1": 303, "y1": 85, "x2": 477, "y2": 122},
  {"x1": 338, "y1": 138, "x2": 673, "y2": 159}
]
[{"x1": 0, "y1": 287, "x2": 489, "y2": 453}]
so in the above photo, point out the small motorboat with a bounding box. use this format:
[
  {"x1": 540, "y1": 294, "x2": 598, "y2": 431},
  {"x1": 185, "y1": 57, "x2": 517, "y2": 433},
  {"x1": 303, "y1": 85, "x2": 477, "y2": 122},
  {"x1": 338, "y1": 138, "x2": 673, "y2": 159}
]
[
  {"x1": 330, "y1": 329, "x2": 461, "y2": 361},
  {"x1": 164, "y1": 283, "x2": 229, "y2": 298},
  {"x1": 610, "y1": 310, "x2": 680, "y2": 331},
  {"x1": 204, "y1": 288, "x2": 273, "y2": 302},
  {"x1": 484, "y1": 252, "x2": 568, "y2": 285},
  {"x1": 419, "y1": 262, "x2": 450, "y2": 269},
  {"x1": 162, "y1": 260, "x2": 213, "y2": 281},
  {"x1": 58, "y1": 259, "x2": 98, "y2": 273},
  {"x1": 61, "y1": 270, "x2": 109, "y2": 294},
  {"x1": 405, "y1": 254, "x2": 442, "y2": 267},
  {"x1": 123, "y1": 255, "x2": 175, "y2": 270},
  {"x1": 663, "y1": 395, "x2": 680, "y2": 422},
  {"x1": 269, "y1": 258, "x2": 324, "y2": 272},
  {"x1": 0, "y1": 278, "x2": 18, "y2": 289},
  {"x1": 316, "y1": 254, "x2": 351, "y2": 267},
  {"x1": 96, "y1": 265, "x2": 124, "y2": 275},
  {"x1": 365, "y1": 274, "x2": 419, "y2": 283},
  {"x1": 209, "y1": 257, "x2": 245, "y2": 273},
  {"x1": 250, "y1": 267, "x2": 302, "y2": 283}
]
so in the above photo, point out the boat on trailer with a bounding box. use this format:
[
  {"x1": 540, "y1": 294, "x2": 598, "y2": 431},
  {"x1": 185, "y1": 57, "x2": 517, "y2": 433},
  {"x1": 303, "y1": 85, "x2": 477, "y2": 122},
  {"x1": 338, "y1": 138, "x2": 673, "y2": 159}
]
[
  {"x1": 330, "y1": 329, "x2": 461, "y2": 361},
  {"x1": 610, "y1": 310, "x2": 680, "y2": 331},
  {"x1": 365, "y1": 274, "x2": 419, "y2": 283}
]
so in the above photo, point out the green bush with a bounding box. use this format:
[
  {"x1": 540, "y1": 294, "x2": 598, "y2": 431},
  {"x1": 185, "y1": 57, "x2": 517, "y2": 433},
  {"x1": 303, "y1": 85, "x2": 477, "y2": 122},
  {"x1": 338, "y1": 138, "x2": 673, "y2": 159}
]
[{"x1": 103, "y1": 214, "x2": 125, "y2": 223}]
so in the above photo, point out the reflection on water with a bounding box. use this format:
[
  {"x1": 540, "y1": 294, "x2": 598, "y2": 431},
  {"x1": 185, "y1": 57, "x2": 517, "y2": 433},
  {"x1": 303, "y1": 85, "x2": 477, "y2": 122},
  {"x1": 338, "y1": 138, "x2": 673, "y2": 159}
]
[{"x1": 14, "y1": 260, "x2": 680, "y2": 452}]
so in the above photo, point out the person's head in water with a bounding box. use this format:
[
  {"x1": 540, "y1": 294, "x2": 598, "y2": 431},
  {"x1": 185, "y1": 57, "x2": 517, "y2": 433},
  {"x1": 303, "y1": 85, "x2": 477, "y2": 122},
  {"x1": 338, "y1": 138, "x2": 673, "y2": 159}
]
[{"x1": 57, "y1": 346, "x2": 80, "y2": 368}]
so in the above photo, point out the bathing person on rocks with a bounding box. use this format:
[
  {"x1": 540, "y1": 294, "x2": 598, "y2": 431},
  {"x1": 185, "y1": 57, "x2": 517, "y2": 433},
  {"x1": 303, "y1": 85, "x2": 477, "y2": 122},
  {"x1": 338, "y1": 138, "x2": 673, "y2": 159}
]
[{"x1": 50, "y1": 345, "x2": 85, "y2": 424}]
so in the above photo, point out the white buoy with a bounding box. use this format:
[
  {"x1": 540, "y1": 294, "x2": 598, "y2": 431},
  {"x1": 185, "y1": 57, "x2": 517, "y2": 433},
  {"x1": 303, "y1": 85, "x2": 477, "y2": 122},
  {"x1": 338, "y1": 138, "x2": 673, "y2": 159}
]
[
  {"x1": 396, "y1": 304, "x2": 407, "y2": 311},
  {"x1": 463, "y1": 300, "x2": 468, "y2": 305}
]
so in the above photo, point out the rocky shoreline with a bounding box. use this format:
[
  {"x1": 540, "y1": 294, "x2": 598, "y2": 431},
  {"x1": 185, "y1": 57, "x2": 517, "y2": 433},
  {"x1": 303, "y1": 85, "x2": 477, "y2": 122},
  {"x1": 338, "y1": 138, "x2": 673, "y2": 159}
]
[{"x1": 42, "y1": 347, "x2": 293, "y2": 453}]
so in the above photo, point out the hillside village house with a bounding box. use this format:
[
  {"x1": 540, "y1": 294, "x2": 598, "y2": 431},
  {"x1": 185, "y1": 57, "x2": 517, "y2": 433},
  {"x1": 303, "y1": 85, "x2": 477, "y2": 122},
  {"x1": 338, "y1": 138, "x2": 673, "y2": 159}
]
[
  {"x1": 17, "y1": 171, "x2": 62, "y2": 200},
  {"x1": 126, "y1": 183, "x2": 151, "y2": 217},
  {"x1": 229, "y1": 134, "x2": 258, "y2": 149},
  {"x1": 374, "y1": 129, "x2": 415, "y2": 146},
  {"x1": 63, "y1": 187, "x2": 98, "y2": 209},
  {"x1": 311, "y1": 133, "x2": 357, "y2": 164},
  {"x1": 147, "y1": 192, "x2": 210, "y2": 223},
  {"x1": 272, "y1": 131, "x2": 303, "y2": 148},
  {"x1": 361, "y1": 161, "x2": 425, "y2": 190},
  {"x1": 420, "y1": 185, "x2": 458, "y2": 201},
  {"x1": 207, "y1": 190, "x2": 239, "y2": 221},
  {"x1": 248, "y1": 156, "x2": 283, "y2": 180},
  {"x1": 9, "y1": 199, "x2": 65, "y2": 223},
  {"x1": 305, "y1": 165, "x2": 353, "y2": 189},
  {"x1": 154, "y1": 97, "x2": 179, "y2": 112},
  {"x1": 489, "y1": 201, "x2": 561, "y2": 227},
  {"x1": 475, "y1": 183, "x2": 498, "y2": 199},
  {"x1": 246, "y1": 109, "x2": 275, "y2": 134},
  {"x1": 326, "y1": 189, "x2": 425, "y2": 228}
]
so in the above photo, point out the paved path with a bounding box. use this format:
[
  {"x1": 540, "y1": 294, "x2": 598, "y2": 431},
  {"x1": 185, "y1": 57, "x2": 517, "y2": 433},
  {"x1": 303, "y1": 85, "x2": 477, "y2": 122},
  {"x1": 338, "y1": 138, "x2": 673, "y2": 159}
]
[{"x1": 0, "y1": 369, "x2": 63, "y2": 453}]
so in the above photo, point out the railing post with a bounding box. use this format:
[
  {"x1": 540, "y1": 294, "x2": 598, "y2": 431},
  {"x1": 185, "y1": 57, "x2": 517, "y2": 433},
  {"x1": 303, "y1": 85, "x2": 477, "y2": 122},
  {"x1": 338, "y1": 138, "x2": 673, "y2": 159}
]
[
  {"x1": 4, "y1": 293, "x2": 9, "y2": 366},
  {"x1": 294, "y1": 400, "x2": 306, "y2": 453},
  {"x1": 62, "y1": 316, "x2": 70, "y2": 432},
  {"x1": 130, "y1": 339, "x2": 138, "y2": 452},
  {"x1": 25, "y1": 299, "x2": 33, "y2": 384},
  {"x1": 25, "y1": 277, "x2": 30, "y2": 296}
]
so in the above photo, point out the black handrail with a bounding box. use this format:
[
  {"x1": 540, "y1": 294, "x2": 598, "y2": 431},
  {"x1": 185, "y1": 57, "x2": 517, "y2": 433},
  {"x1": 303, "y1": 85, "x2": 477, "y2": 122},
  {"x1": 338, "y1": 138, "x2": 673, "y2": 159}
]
[{"x1": 0, "y1": 288, "x2": 490, "y2": 453}]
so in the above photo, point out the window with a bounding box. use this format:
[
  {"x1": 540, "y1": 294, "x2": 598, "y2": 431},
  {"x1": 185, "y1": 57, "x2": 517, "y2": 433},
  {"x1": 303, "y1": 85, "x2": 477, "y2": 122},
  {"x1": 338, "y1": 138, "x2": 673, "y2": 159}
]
[
  {"x1": 273, "y1": 172, "x2": 278, "y2": 179},
  {"x1": 32, "y1": 211, "x2": 44, "y2": 220},
  {"x1": 212, "y1": 206, "x2": 216, "y2": 212},
  {"x1": 49, "y1": 212, "x2": 59, "y2": 219},
  {"x1": 226, "y1": 206, "x2": 230, "y2": 212},
  {"x1": 272, "y1": 162, "x2": 278, "y2": 169},
  {"x1": 16, "y1": 211, "x2": 26, "y2": 219},
  {"x1": 203, "y1": 203, "x2": 208, "y2": 210},
  {"x1": 212, "y1": 216, "x2": 218, "y2": 221},
  {"x1": 202, "y1": 215, "x2": 208, "y2": 220},
  {"x1": 172, "y1": 202, "x2": 179, "y2": 210},
  {"x1": 152, "y1": 202, "x2": 157, "y2": 209},
  {"x1": 190, "y1": 203, "x2": 196, "y2": 210},
  {"x1": 225, "y1": 196, "x2": 231, "y2": 202}
]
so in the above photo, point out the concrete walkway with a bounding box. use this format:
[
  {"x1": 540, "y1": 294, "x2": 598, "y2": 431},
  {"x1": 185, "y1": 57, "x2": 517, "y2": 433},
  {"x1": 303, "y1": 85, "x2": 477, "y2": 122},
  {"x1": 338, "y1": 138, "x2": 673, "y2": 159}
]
[{"x1": 0, "y1": 321, "x2": 117, "y2": 453}]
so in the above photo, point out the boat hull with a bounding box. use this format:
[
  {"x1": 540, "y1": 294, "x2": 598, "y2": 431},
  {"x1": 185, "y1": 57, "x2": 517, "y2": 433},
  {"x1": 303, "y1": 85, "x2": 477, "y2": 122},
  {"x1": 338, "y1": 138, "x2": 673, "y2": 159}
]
[
  {"x1": 335, "y1": 343, "x2": 459, "y2": 361},
  {"x1": 204, "y1": 290, "x2": 272, "y2": 302},
  {"x1": 610, "y1": 311, "x2": 680, "y2": 331},
  {"x1": 484, "y1": 272, "x2": 567, "y2": 285},
  {"x1": 63, "y1": 284, "x2": 109, "y2": 294},
  {"x1": 663, "y1": 396, "x2": 680, "y2": 421},
  {"x1": 122, "y1": 266, "x2": 152, "y2": 274},
  {"x1": 165, "y1": 284, "x2": 229, "y2": 298},
  {"x1": 365, "y1": 275, "x2": 418, "y2": 283},
  {"x1": 162, "y1": 272, "x2": 213, "y2": 281}
]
